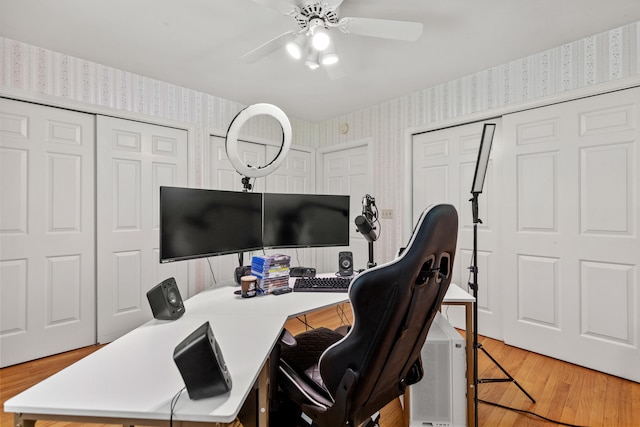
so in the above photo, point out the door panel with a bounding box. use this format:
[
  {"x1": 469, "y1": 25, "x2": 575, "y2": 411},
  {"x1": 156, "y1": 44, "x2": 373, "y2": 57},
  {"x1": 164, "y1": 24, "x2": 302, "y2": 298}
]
[
  {"x1": 502, "y1": 86, "x2": 640, "y2": 382},
  {"x1": 207, "y1": 136, "x2": 267, "y2": 284},
  {"x1": 411, "y1": 121, "x2": 503, "y2": 338},
  {"x1": 207, "y1": 136, "x2": 315, "y2": 282},
  {"x1": 97, "y1": 116, "x2": 188, "y2": 343},
  {"x1": 318, "y1": 143, "x2": 370, "y2": 273},
  {"x1": 0, "y1": 98, "x2": 95, "y2": 367},
  {"x1": 264, "y1": 145, "x2": 315, "y2": 268},
  {"x1": 265, "y1": 145, "x2": 313, "y2": 194},
  {"x1": 208, "y1": 136, "x2": 266, "y2": 193}
]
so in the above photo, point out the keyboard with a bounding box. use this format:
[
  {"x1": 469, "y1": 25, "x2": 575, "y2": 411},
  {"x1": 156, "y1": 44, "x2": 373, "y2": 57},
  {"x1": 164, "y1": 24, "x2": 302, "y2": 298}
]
[{"x1": 293, "y1": 276, "x2": 351, "y2": 293}]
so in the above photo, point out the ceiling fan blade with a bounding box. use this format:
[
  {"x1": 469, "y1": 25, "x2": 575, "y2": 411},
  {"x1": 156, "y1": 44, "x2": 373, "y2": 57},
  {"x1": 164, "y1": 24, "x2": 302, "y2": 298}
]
[
  {"x1": 240, "y1": 31, "x2": 296, "y2": 63},
  {"x1": 339, "y1": 17, "x2": 423, "y2": 41},
  {"x1": 250, "y1": 0, "x2": 298, "y2": 15},
  {"x1": 324, "y1": 0, "x2": 344, "y2": 10}
]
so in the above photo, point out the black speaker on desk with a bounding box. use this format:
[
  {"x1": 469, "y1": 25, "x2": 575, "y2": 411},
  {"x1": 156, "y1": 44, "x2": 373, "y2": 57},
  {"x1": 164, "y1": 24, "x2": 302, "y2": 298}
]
[
  {"x1": 146, "y1": 277, "x2": 185, "y2": 320},
  {"x1": 234, "y1": 265, "x2": 252, "y2": 284},
  {"x1": 338, "y1": 251, "x2": 353, "y2": 276},
  {"x1": 173, "y1": 321, "x2": 232, "y2": 400}
]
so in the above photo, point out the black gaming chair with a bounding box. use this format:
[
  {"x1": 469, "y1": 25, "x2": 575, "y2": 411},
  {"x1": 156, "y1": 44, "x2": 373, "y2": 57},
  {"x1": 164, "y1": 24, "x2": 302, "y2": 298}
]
[{"x1": 275, "y1": 204, "x2": 459, "y2": 427}]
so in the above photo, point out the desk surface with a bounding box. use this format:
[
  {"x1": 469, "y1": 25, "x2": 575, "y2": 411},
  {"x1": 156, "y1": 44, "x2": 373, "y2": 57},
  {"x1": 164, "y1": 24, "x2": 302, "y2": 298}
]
[
  {"x1": 186, "y1": 282, "x2": 351, "y2": 318},
  {"x1": 5, "y1": 312, "x2": 283, "y2": 423},
  {"x1": 5, "y1": 282, "x2": 473, "y2": 425}
]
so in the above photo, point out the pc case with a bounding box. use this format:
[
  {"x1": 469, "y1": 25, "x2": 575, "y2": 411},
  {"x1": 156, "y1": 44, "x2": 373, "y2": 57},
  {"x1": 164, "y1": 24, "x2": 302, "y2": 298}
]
[{"x1": 410, "y1": 312, "x2": 466, "y2": 427}]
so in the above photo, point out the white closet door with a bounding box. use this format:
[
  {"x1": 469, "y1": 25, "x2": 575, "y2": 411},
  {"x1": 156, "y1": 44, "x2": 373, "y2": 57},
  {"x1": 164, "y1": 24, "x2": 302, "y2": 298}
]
[
  {"x1": 206, "y1": 136, "x2": 266, "y2": 283},
  {"x1": 0, "y1": 98, "x2": 95, "y2": 367},
  {"x1": 502, "y1": 87, "x2": 640, "y2": 382},
  {"x1": 97, "y1": 116, "x2": 188, "y2": 343},
  {"x1": 265, "y1": 145, "x2": 316, "y2": 267},
  {"x1": 208, "y1": 136, "x2": 267, "y2": 192},
  {"x1": 317, "y1": 142, "x2": 370, "y2": 273},
  {"x1": 265, "y1": 145, "x2": 314, "y2": 194},
  {"x1": 263, "y1": 145, "x2": 315, "y2": 268},
  {"x1": 411, "y1": 121, "x2": 503, "y2": 338}
]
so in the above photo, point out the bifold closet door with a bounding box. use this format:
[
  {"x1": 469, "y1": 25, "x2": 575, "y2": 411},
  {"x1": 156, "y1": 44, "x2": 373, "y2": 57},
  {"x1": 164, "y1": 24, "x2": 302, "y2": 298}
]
[
  {"x1": 411, "y1": 121, "x2": 503, "y2": 339},
  {"x1": 96, "y1": 116, "x2": 188, "y2": 343},
  {"x1": 317, "y1": 143, "x2": 370, "y2": 274},
  {"x1": 206, "y1": 136, "x2": 314, "y2": 282},
  {"x1": 206, "y1": 136, "x2": 267, "y2": 284},
  {"x1": 0, "y1": 98, "x2": 95, "y2": 367},
  {"x1": 264, "y1": 144, "x2": 315, "y2": 270},
  {"x1": 501, "y1": 86, "x2": 640, "y2": 382}
]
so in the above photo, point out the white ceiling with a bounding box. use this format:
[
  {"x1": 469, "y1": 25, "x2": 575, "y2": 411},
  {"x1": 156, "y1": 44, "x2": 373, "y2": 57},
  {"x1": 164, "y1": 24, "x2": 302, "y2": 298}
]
[{"x1": 1, "y1": 0, "x2": 640, "y2": 122}]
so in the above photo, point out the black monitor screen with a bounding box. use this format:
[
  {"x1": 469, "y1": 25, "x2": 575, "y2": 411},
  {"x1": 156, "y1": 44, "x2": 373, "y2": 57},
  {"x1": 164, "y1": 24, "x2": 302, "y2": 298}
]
[
  {"x1": 160, "y1": 187, "x2": 263, "y2": 263},
  {"x1": 263, "y1": 193, "x2": 350, "y2": 249}
]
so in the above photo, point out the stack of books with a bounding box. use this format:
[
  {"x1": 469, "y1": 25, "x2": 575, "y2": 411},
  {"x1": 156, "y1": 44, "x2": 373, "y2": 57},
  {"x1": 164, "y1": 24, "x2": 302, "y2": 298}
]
[{"x1": 251, "y1": 254, "x2": 291, "y2": 294}]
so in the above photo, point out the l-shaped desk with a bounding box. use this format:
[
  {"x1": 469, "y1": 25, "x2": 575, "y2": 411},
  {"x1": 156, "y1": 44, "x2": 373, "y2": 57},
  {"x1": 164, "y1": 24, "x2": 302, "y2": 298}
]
[{"x1": 6, "y1": 280, "x2": 475, "y2": 427}]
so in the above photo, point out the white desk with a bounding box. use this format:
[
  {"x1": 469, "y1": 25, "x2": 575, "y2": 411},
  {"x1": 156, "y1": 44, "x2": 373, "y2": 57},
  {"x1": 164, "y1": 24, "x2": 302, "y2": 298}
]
[
  {"x1": 6, "y1": 282, "x2": 474, "y2": 427},
  {"x1": 186, "y1": 283, "x2": 349, "y2": 318},
  {"x1": 5, "y1": 312, "x2": 283, "y2": 426}
]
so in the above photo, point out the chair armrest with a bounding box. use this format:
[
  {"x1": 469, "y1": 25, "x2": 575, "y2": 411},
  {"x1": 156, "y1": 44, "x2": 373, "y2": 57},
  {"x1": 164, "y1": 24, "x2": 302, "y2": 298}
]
[
  {"x1": 279, "y1": 328, "x2": 297, "y2": 348},
  {"x1": 404, "y1": 356, "x2": 424, "y2": 386}
]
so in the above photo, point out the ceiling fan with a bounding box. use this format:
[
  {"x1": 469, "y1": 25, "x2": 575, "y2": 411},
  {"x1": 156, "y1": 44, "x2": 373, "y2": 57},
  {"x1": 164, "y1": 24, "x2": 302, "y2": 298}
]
[{"x1": 240, "y1": 0, "x2": 424, "y2": 72}]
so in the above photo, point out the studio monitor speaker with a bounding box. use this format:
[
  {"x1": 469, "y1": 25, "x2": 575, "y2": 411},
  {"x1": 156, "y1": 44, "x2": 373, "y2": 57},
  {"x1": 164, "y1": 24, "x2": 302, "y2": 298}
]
[
  {"x1": 338, "y1": 251, "x2": 353, "y2": 276},
  {"x1": 173, "y1": 321, "x2": 232, "y2": 400},
  {"x1": 146, "y1": 277, "x2": 185, "y2": 320},
  {"x1": 234, "y1": 265, "x2": 252, "y2": 284}
]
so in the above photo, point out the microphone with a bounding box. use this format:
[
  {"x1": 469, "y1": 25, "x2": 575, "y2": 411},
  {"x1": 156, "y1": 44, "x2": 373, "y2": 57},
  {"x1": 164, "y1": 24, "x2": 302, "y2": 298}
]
[{"x1": 355, "y1": 215, "x2": 377, "y2": 242}]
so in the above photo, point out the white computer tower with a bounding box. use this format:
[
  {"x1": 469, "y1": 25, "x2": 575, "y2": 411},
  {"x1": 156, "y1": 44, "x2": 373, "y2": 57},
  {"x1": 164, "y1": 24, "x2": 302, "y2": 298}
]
[{"x1": 409, "y1": 312, "x2": 466, "y2": 427}]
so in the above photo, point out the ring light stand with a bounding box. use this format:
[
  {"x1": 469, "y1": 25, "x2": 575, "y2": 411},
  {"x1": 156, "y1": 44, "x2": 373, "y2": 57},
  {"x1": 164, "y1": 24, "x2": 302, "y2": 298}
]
[
  {"x1": 225, "y1": 103, "x2": 292, "y2": 191},
  {"x1": 225, "y1": 103, "x2": 292, "y2": 274},
  {"x1": 469, "y1": 124, "x2": 534, "y2": 426}
]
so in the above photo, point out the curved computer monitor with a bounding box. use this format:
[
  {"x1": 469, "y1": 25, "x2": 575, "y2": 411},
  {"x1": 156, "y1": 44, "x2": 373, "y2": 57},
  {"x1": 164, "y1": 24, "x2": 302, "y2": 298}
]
[
  {"x1": 160, "y1": 186, "x2": 263, "y2": 263},
  {"x1": 263, "y1": 193, "x2": 350, "y2": 249}
]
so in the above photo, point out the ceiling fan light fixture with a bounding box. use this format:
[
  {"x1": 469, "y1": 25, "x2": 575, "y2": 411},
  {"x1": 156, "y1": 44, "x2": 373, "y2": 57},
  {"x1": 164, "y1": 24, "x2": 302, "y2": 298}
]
[
  {"x1": 320, "y1": 40, "x2": 339, "y2": 66},
  {"x1": 285, "y1": 33, "x2": 306, "y2": 60},
  {"x1": 286, "y1": 42, "x2": 301, "y2": 59},
  {"x1": 311, "y1": 24, "x2": 330, "y2": 51},
  {"x1": 305, "y1": 47, "x2": 320, "y2": 70},
  {"x1": 321, "y1": 52, "x2": 339, "y2": 65},
  {"x1": 306, "y1": 61, "x2": 320, "y2": 70}
]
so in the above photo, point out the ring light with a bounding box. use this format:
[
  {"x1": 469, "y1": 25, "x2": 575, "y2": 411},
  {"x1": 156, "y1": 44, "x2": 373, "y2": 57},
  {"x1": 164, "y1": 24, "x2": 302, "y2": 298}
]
[{"x1": 225, "y1": 103, "x2": 292, "y2": 178}]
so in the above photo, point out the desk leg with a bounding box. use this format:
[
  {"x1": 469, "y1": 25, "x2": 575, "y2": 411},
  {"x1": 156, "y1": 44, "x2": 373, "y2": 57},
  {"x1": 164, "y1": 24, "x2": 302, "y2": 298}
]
[
  {"x1": 465, "y1": 301, "x2": 475, "y2": 427},
  {"x1": 442, "y1": 301, "x2": 475, "y2": 427},
  {"x1": 258, "y1": 360, "x2": 269, "y2": 427},
  {"x1": 14, "y1": 414, "x2": 36, "y2": 427},
  {"x1": 403, "y1": 389, "x2": 411, "y2": 427}
]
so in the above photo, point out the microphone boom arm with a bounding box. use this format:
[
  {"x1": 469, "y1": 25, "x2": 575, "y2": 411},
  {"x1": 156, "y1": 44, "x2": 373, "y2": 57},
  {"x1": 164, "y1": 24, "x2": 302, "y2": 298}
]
[{"x1": 355, "y1": 194, "x2": 378, "y2": 268}]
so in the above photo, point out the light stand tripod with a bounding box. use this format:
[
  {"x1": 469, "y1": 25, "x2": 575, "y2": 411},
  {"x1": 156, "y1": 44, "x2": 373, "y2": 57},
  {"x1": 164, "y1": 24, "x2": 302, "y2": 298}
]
[
  {"x1": 469, "y1": 193, "x2": 535, "y2": 427},
  {"x1": 468, "y1": 123, "x2": 534, "y2": 427}
]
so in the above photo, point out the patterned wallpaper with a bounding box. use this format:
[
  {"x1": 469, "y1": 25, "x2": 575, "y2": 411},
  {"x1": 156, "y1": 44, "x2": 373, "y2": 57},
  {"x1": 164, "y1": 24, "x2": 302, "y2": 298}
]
[
  {"x1": 1, "y1": 21, "x2": 639, "y2": 263},
  {"x1": 315, "y1": 21, "x2": 640, "y2": 262},
  {"x1": 0, "y1": 36, "x2": 318, "y2": 188}
]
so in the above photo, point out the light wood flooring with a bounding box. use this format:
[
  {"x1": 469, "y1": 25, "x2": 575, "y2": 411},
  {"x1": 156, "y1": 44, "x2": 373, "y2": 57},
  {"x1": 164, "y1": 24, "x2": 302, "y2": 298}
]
[{"x1": 2, "y1": 304, "x2": 639, "y2": 427}]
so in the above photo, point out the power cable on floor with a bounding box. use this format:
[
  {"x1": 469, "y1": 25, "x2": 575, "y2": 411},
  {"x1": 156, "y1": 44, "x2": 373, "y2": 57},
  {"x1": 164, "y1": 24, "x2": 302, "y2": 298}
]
[{"x1": 479, "y1": 399, "x2": 587, "y2": 427}]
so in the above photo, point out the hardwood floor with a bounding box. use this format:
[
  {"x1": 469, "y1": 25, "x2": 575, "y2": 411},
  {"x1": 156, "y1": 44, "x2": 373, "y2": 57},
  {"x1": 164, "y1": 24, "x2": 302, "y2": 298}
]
[{"x1": 2, "y1": 304, "x2": 639, "y2": 427}]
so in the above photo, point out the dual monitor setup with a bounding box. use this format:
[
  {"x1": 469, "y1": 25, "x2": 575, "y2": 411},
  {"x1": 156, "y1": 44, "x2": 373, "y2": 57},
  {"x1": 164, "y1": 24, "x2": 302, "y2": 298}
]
[
  {"x1": 159, "y1": 186, "x2": 350, "y2": 264},
  {"x1": 153, "y1": 188, "x2": 351, "y2": 401}
]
